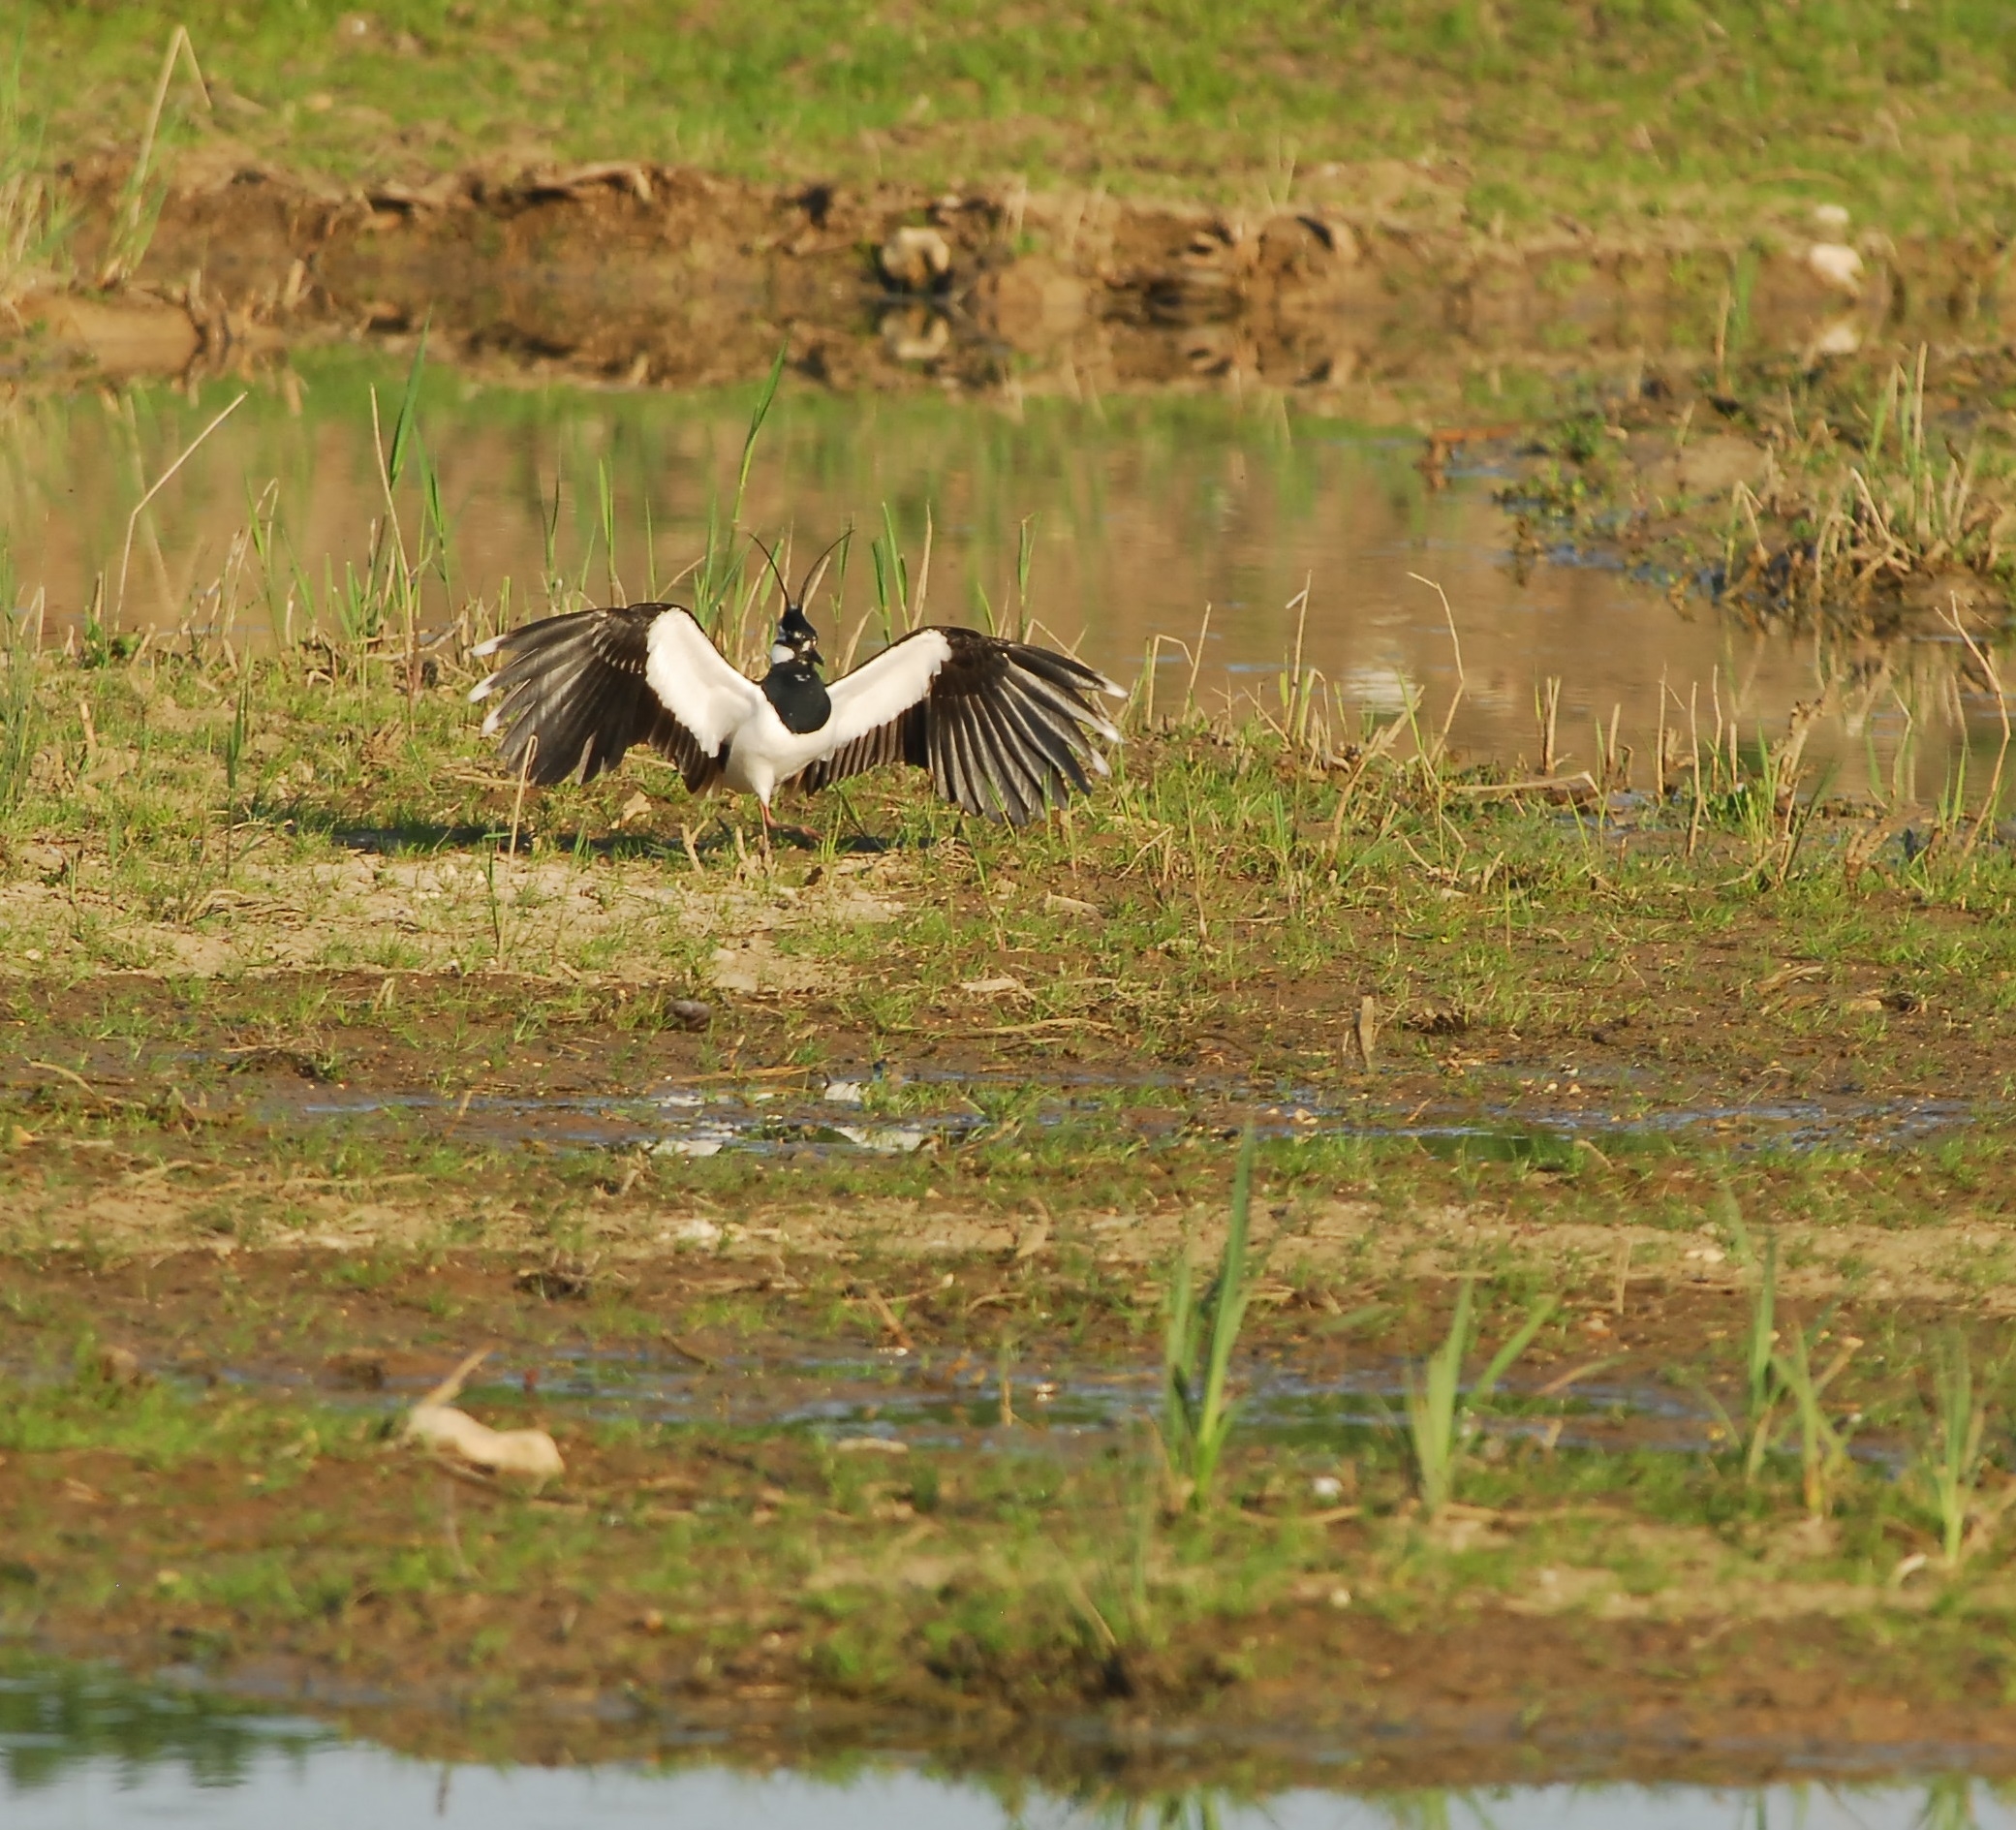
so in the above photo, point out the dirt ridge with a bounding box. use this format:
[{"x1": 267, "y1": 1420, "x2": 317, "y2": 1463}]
[{"x1": 14, "y1": 151, "x2": 2014, "y2": 398}]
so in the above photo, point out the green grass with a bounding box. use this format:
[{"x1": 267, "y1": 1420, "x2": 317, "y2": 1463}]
[
  {"x1": 12, "y1": 1, "x2": 2016, "y2": 236},
  {"x1": 1402, "y1": 1277, "x2": 1553, "y2": 1518},
  {"x1": 1160, "y1": 1125, "x2": 1261, "y2": 1511},
  {"x1": 1912, "y1": 1330, "x2": 1991, "y2": 1568}
]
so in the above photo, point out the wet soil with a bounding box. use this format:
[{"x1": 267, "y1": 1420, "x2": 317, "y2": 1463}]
[
  {"x1": 0, "y1": 1250, "x2": 1983, "y2": 1458},
  {"x1": 3, "y1": 832, "x2": 2012, "y2": 1783},
  {"x1": 2, "y1": 918, "x2": 2012, "y2": 1297},
  {"x1": 13, "y1": 153, "x2": 2014, "y2": 406}
]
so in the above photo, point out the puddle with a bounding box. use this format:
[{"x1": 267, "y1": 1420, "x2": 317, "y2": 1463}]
[
  {"x1": 507, "y1": 1346, "x2": 1724, "y2": 1461},
  {"x1": 263, "y1": 1065, "x2": 1983, "y2": 1163},
  {"x1": 282, "y1": 1083, "x2": 982, "y2": 1159},
  {"x1": 7, "y1": 358, "x2": 2008, "y2": 796},
  {"x1": 5, "y1": 1661, "x2": 2013, "y2": 1826},
  {"x1": 141, "y1": 1314, "x2": 1845, "y2": 1472}
]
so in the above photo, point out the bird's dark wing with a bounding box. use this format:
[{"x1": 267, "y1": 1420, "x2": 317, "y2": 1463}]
[
  {"x1": 469, "y1": 603, "x2": 755, "y2": 791},
  {"x1": 798, "y1": 627, "x2": 1125, "y2": 823}
]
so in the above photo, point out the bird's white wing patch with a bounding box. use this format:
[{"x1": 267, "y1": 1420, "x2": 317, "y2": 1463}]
[
  {"x1": 822, "y1": 630, "x2": 953, "y2": 750},
  {"x1": 644, "y1": 609, "x2": 764, "y2": 756}
]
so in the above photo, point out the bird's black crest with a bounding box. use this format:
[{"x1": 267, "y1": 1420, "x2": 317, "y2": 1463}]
[{"x1": 747, "y1": 529, "x2": 851, "y2": 637}]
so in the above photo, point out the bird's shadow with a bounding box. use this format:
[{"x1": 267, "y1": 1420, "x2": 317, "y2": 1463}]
[
  {"x1": 255, "y1": 793, "x2": 920, "y2": 861},
  {"x1": 311, "y1": 816, "x2": 900, "y2": 862}
]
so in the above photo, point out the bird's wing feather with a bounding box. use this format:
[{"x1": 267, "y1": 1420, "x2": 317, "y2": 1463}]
[
  {"x1": 643, "y1": 607, "x2": 766, "y2": 754},
  {"x1": 819, "y1": 629, "x2": 957, "y2": 749},
  {"x1": 798, "y1": 627, "x2": 1123, "y2": 823},
  {"x1": 468, "y1": 603, "x2": 747, "y2": 790}
]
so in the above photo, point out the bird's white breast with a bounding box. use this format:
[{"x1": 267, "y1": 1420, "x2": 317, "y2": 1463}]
[{"x1": 723, "y1": 698, "x2": 848, "y2": 800}]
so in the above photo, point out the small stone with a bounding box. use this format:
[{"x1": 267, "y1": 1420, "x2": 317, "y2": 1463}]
[
  {"x1": 327, "y1": 1349, "x2": 387, "y2": 1388},
  {"x1": 15, "y1": 844, "x2": 66, "y2": 881},
  {"x1": 880, "y1": 307, "x2": 949, "y2": 362},
  {"x1": 1807, "y1": 242, "x2": 1864, "y2": 294},
  {"x1": 879, "y1": 225, "x2": 951, "y2": 292},
  {"x1": 95, "y1": 1346, "x2": 142, "y2": 1386}
]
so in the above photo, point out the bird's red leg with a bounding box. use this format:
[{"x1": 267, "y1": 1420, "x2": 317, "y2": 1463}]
[{"x1": 758, "y1": 798, "x2": 774, "y2": 864}]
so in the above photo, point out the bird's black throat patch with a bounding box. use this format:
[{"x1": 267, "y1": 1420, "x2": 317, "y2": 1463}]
[{"x1": 761, "y1": 663, "x2": 831, "y2": 735}]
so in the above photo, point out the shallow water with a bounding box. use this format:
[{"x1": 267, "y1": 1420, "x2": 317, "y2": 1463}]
[
  {"x1": 4, "y1": 1665, "x2": 2011, "y2": 1828},
  {"x1": 265, "y1": 1069, "x2": 1980, "y2": 1163},
  {"x1": 5, "y1": 358, "x2": 2007, "y2": 797},
  {"x1": 127, "y1": 1282, "x2": 1848, "y2": 1469}
]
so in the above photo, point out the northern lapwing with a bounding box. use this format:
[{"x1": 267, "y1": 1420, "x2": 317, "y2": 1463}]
[{"x1": 469, "y1": 539, "x2": 1125, "y2": 839}]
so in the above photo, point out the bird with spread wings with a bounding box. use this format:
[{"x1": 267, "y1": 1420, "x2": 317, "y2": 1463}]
[{"x1": 469, "y1": 538, "x2": 1126, "y2": 838}]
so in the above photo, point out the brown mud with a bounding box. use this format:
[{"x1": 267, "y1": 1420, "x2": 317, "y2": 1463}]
[{"x1": 11, "y1": 152, "x2": 2013, "y2": 404}]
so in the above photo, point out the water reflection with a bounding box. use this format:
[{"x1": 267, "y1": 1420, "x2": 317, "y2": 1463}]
[
  {"x1": 3, "y1": 357, "x2": 2009, "y2": 799},
  {"x1": 13, "y1": 1754, "x2": 2016, "y2": 1828},
  {"x1": 5, "y1": 1665, "x2": 2014, "y2": 1829}
]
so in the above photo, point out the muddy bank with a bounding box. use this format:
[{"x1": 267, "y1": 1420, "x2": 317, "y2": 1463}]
[
  {"x1": 11, "y1": 152, "x2": 2013, "y2": 400},
  {"x1": 31, "y1": 1603, "x2": 2016, "y2": 1795}
]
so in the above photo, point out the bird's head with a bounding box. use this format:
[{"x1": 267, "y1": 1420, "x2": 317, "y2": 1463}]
[
  {"x1": 773, "y1": 600, "x2": 822, "y2": 670},
  {"x1": 748, "y1": 528, "x2": 848, "y2": 674}
]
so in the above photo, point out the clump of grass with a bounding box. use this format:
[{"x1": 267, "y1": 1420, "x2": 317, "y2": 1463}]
[
  {"x1": 1738, "y1": 1228, "x2": 1782, "y2": 1476},
  {"x1": 1909, "y1": 1330, "x2": 1991, "y2": 1567},
  {"x1": 97, "y1": 24, "x2": 208, "y2": 291},
  {"x1": 0, "y1": 553, "x2": 40, "y2": 820},
  {"x1": 1704, "y1": 1228, "x2": 1860, "y2": 1516},
  {"x1": 1718, "y1": 350, "x2": 2016, "y2": 627},
  {"x1": 1160, "y1": 1126, "x2": 1260, "y2": 1512},
  {"x1": 1404, "y1": 1277, "x2": 1553, "y2": 1519},
  {"x1": 0, "y1": 40, "x2": 71, "y2": 305},
  {"x1": 1771, "y1": 1314, "x2": 1858, "y2": 1520}
]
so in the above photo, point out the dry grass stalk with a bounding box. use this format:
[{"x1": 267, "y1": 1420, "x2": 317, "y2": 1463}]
[
  {"x1": 1941, "y1": 599, "x2": 2012, "y2": 856},
  {"x1": 100, "y1": 24, "x2": 210, "y2": 289},
  {"x1": 113, "y1": 391, "x2": 249, "y2": 624}
]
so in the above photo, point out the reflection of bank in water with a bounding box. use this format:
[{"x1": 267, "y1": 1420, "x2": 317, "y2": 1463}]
[
  {"x1": 4, "y1": 1656, "x2": 2013, "y2": 1826},
  {"x1": 3, "y1": 358, "x2": 2008, "y2": 804}
]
